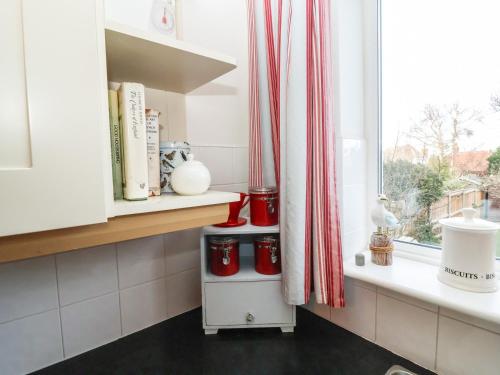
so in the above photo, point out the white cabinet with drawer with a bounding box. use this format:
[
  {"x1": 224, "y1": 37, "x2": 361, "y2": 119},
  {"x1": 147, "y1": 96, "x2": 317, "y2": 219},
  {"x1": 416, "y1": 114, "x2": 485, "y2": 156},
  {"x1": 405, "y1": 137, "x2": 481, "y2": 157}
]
[
  {"x1": 200, "y1": 222, "x2": 296, "y2": 334},
  {"x1": 205, "y1": 281, "x2": 294, "y2": 326},
  {"x1": 0, "y1": 0, "x2": 109, "y2": 236}
]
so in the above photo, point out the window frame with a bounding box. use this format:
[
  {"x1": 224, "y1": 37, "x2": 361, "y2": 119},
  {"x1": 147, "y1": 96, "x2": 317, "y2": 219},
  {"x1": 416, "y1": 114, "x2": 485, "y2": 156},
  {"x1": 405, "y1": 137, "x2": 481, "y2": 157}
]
[{"x1": 365, "y1": 0, "x2": 499, "y2": 266}]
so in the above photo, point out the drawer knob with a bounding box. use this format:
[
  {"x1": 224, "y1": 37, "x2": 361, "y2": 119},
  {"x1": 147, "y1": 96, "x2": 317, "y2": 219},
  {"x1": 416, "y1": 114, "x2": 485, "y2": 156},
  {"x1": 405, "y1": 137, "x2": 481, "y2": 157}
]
[{"x1": 246, "y1": 313, "x2": 255, "y2": 323}]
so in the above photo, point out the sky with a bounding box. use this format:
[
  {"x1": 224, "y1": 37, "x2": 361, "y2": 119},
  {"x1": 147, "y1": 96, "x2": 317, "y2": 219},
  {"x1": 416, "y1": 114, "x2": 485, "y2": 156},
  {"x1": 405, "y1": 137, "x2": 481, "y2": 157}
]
[{"x1": 381, "y1": 0, "x2": 500, "y2": 153}]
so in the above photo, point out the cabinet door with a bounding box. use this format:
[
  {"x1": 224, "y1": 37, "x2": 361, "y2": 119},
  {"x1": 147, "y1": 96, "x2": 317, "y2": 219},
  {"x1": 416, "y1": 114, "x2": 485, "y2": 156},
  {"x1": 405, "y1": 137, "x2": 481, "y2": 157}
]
[{"x1": 0, "y1": 0, "x2": 108, "y2": 236}]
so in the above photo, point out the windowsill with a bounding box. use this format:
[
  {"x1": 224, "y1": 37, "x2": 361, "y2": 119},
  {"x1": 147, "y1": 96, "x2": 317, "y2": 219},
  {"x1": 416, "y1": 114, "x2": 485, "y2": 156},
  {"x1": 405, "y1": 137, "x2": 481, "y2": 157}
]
[{"x1": 344, "y1": 251, "x2": 500, "y2": 325}]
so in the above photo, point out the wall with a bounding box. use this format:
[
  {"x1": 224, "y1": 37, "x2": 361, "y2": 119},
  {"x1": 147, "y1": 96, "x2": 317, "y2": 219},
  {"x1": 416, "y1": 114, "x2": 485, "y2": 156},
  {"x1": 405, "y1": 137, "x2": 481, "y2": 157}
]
[
  {"x1": 182, "y1": 0, "x2": 249, "y2": 195},
  {"x1": 305, "y1": 277, "x2": 500, "y2": 374},
  {"x1": 0, "y1": 1, "x2": 249, "y2": 374},
  {"x1": 333, "y1": 0, "x2": 369, "y2": 262},
  {"x1": 182, "y1": 0, "x2": 249, "y2": 148}
]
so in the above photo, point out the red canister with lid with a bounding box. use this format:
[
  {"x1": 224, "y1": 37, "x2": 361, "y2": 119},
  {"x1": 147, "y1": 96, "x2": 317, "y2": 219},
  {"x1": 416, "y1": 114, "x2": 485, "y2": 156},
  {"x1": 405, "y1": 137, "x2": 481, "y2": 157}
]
[
  {"x1": 249, "y1": 186, "x2": 279, "y2": 226},
  {"x1": 209, "y1": 237, "x2": 240, "y2": 276},
  {"x1": 254, "y1": 236, "x2": 281, "y2": 275}
]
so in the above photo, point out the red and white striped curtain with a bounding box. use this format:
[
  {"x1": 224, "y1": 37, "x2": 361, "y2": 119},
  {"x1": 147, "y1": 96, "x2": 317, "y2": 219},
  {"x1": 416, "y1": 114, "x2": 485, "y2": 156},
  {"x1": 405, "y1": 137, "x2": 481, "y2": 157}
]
[{"x1": 248, "y1": 0, "x2": 344, "y2": 308}]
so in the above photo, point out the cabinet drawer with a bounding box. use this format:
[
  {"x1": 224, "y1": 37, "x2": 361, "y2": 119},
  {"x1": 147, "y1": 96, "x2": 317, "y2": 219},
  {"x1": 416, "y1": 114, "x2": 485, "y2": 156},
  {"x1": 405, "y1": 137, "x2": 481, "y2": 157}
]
[{"x1": 204, "y1": 281, "x2": 293, "y2": 326}]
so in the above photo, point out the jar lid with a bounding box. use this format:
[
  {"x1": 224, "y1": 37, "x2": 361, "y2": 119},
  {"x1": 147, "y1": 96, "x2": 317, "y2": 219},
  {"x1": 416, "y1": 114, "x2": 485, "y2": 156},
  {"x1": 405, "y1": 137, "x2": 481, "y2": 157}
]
[
  {"x1": 439, "y1": 208, "x2": 499, "y2": 233},
  {"x1": 159, "y1": 141, "x2": 190, "y2": 149},
  {"x1": 209, "y1": 236, "x2": 238, "y2": 245},
  {"x1": 255, "y1": 235, "x2": 279, "y2": 243},
  {"x1": 249, "y1": 186, "x2": 278, "y2": 194}
]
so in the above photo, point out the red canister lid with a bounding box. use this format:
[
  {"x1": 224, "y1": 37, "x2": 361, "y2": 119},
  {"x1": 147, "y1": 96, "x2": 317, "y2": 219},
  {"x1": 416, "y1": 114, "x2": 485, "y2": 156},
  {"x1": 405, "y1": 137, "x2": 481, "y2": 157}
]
[
  {"x1": 208, "y1": 237, "x2": 238, "y2": 247},
  {"x1": 255, "y1": 235, "x2": 279, "y2": 244},
  {"x1": 249, "y1": 186, "x2": 278, "y2": 195}
]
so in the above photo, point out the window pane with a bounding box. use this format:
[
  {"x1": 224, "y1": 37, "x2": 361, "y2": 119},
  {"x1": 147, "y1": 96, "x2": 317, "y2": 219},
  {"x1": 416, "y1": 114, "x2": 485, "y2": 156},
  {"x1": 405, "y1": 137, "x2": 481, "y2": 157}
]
[{"x1": 381, "y1": 0, "x2": 500, "y2": 255}]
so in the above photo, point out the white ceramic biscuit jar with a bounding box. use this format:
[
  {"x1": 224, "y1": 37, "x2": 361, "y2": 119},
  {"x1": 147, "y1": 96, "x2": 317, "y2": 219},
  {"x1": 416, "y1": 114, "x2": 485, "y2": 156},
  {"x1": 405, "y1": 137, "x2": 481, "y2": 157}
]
[
  {"x1": 438, "y1": 208, "x2": 499, "y2": 292},
  {"x1": 171, "y1": 154, "x2": 211, "y2": 195}
]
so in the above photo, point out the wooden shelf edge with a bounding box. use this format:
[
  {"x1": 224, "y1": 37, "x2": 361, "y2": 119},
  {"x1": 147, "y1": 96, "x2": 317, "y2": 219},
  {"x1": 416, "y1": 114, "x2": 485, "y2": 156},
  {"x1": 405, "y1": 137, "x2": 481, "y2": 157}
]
[{"x1": 0, "y1": 203, "x2": 229, "y2": 264}]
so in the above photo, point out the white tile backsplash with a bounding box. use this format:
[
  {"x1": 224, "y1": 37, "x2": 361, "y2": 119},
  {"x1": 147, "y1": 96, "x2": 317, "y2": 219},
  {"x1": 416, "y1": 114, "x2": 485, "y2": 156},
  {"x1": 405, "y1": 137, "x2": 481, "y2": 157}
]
[
  {"x1": 330, "y1": 278, "x2": 376, "y2": 341},
  {"x1": 377, "y1": 287, "x2": 438, "y2": 313},
  {"x1": 165, "y1": 229, "x2": 201, "y2": 276},
  {"x1": 440, "y1": 307, "x2": 500, "y2": 335},
  {"x1": 232, "y1": 147, "x2": 249, "y2": 183},
  {"x1": 0, "y1": 231, "x2": 211, "y2": 373},
  {"x1": 376, "y1": 294, "x2": 437, "y2": 370},
  {"x1": 56, "y1": 244, "x2": 118, "y2": 306},
  {"x1": 0, "y1": 256, "x2": 58, "y2": 324},
  {"x1": 212, "y1": 183, "x2": 248, "y2": 193},
  {"x1": 342, "y1": 139, "x2": 366, "y2": 186},
  {"x1": 0, "y1": 309, "x2": 63, "y2": 375},
  {"x1": 349, "y1": 278, "x2": 376, "y2": 291},
  {"x1": 305, "y1": 277, "x2": 500, "y2": 374},
  {"x1": 166, "y1": 268, "x2": 201, "y2": 318},
  {"x1": 342, "y1": 183, "x2": 366, "y2": 234},
  {"x1": 60, "y1": 292, "x2": 121, "y2": 358},
  {"x1": 117, "y1": 235, "x2": 165, "y2": 289},
  {"x1": 437, "y1": 315, "x2": 500, "y2": 375},
  {"x1": 186, "y1": 95, "x2": 247, "y2": 146},
  {"x1": 191, "y1": 146, "x2": 234, "y2": 185},
  {"x1": 341, "y1": 228, "x2": 367, "y2": 260},
  {"x1": 120, "y1": 278, "x2": 167, "y2": 335}
]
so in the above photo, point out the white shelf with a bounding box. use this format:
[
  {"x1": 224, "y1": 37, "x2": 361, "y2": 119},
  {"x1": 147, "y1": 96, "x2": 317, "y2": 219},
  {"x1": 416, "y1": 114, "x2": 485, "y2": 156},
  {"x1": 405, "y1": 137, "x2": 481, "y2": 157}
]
[
  {"x1": 104, "y1": 21, "x2": 237, "y2": 94},
  {"x1": 203, "y1": 221, "x2": 279, "y2": 236},
  {"x1": 204, "y1": 256, "x2": 282, "y2": 283},
  {"x1": 344, "y1": 251, "x2": 500, "y2": 325},
  {"x1": 113, "y1": 191, "x2": 240, "y2": 217}
]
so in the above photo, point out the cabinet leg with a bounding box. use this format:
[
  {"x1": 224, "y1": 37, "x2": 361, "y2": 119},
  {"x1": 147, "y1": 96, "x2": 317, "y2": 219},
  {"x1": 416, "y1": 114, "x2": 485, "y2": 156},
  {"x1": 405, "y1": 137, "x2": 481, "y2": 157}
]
[
  {"x1": 204, "y1": 329, "x2": 218, "y2": 335},
  {"x1": 280, "y1": 326, "x2": 294, "y2": 333}
]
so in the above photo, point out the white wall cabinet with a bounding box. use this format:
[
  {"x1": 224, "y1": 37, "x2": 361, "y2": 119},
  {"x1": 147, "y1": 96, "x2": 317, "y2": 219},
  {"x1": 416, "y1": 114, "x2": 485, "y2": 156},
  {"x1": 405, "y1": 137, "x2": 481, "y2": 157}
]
[
  {"x1": 0, "y1": 0, "x2": 108, "y2": 236},
  {"x1": 0, "y1": 0, "x2": 238, "y2": 242}
]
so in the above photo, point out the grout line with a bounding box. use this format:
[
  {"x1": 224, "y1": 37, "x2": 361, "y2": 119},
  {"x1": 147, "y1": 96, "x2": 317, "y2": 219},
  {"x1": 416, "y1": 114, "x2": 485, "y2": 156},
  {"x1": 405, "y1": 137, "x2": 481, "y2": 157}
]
[
  {"x1": 374, "y1": 287, "x2": 378, "y2": 342},
  {"x1": 376, "y1": 289, "x2": 438, "y2": 314},
  {"x1": 58, "y1": 290, "x2": 119, "y2": 309},
  {"x1": 441, "y1": 313, "x2": 500, "y2": 337},
  {"x1": 120, "y1": 275, "x2": 167, "y2": 291},
  {"x1": 189, "y1": 144, "x2": 248, "y2": 149},
  {"x1": 114, "y1": 244, "x2": 124, "y2": 337},
  {"x1": 53, "y1": 255, "x2": 66, "y2": 358},
  {"x1": 0, "y1": 307, "x2": 61, "y2": 327},
  {"x1": 434, "y1": 307, "x2": 440, "y2": 370},
  {"x1": 165, "y1": 265, "x2": 201, "y2": 280},
  {"x1": 348, "y1": 278, "x2": 377, "y2": 292},
  {"x1": 162, "y1": 234, "x2": 169, "y2": 318},
  {"x1": 162, "y1": 232, "x2": 168, "y2": 276}
]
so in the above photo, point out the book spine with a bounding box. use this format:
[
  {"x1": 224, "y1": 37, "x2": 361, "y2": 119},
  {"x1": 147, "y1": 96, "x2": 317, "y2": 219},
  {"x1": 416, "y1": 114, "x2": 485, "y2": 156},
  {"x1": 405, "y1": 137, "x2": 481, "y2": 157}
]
[
  {"x1": 118, "y1": 82, "x2": 148, "y2": 201},
  {"x1": 146, "y1": 109, "x2": 160, "y2": 197},
  {"x1": 108, "y1": 90, "x2": 123, "y2": 200}
]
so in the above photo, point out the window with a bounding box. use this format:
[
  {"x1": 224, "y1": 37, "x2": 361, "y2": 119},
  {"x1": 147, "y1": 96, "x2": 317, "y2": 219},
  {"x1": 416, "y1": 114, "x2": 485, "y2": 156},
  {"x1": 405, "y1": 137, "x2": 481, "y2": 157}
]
[{"x1": 380, "y1": 0, "x2": 500, "y2": 256}]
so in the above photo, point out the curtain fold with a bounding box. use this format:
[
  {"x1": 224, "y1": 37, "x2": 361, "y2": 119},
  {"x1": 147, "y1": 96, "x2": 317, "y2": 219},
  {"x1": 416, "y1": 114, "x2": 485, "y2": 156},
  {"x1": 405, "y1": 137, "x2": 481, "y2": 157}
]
[{"x1": 248, "y1": 0, "x2": 344, "y2": 308}]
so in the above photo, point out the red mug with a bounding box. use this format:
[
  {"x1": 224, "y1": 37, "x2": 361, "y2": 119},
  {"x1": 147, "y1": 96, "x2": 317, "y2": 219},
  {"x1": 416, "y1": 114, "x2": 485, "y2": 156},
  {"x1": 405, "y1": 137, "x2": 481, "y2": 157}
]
[{"x1": 227, "y1": 192, "x2": 249, "y2": 224}]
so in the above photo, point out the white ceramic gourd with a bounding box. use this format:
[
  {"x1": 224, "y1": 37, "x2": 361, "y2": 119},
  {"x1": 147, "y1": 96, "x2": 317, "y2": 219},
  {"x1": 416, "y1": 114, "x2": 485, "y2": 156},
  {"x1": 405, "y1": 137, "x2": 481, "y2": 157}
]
[{"x1": 171, "y1": 154, "x2": 211, "y2": 195}]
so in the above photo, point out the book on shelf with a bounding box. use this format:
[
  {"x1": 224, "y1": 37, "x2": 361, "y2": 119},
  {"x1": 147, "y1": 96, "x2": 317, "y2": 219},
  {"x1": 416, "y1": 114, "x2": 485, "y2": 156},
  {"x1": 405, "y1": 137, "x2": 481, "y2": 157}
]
[
  {"x1": 118, "y1": 82, "x2": 148, "y2": 201},
  {"x1": 108, "y1": 90, "x2": 123, "y2": 200},
  {"x1": 146, "y1": 109, "x2": 161, "y2": 197}
]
